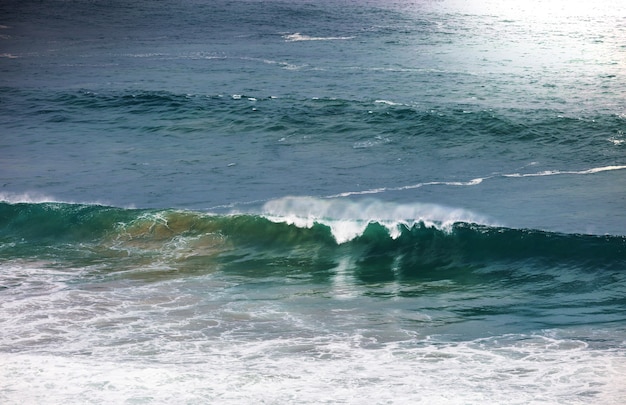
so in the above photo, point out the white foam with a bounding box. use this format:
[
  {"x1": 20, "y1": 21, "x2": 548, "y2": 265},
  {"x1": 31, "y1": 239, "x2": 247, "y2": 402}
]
[
  {"x1": 330, "y1": 178, "x2": 485, "y2": 198},
  {"x1": 326, "y1": 164, "x2": 626, "y2": 199},
  {"x1": 123, "y1": 52, "x2": 168, "y2": 58},
  {"x1": 0, "y1": 192, "x2": 114, "y2": 207},
  {"x1": 0, "y1": 192, "x2": 60, "y2": 204},
  {"x1": 374, "y1": 99, "x2": 403, "y2": 106},
  {"x1": 1, "y1": 260, "x2": 624, "y2": 405},
  {"x1": 1, "y1": 333, "x2": 624, "y2": 405},
  {"x1": 283, "y1": 33, "x2": 355, "y2": 42},
  {"x1": 503, "y1": 165, "x2": 626, "y2": 178},
  {"x1": 261, "y1": 197, "x2": 491, "y2": 243},
  {"x1": 577, "y1": 165, "x2": 626, "y2": 174},
  {"x1": 239, "y1": 56, "x2": 304, "y2": 70}
]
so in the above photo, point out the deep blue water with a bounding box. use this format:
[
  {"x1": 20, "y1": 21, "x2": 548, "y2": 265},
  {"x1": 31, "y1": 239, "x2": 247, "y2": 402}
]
[{"x1": 1, "y1": 1, "x2": 625, "y2": 403}]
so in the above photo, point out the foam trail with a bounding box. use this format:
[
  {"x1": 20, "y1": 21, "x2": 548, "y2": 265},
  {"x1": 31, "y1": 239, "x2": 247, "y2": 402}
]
[
  {"x1": 327, "y1": 165, "x2": 626, "y2": 199},
  {"x1": 374, "y1": 99, "x2": 403, "y2": 106},
  {"x1": 0, "y1": 192, "x2": 125, "y2": 209},
  {"x1": 327, "y1": 178, "x2": 485, "y2": 198},
  {"x1": 504, "y1": 165, "x2": 626, "y2": 177},
  {"x1": 283, "y1": 33, "x2": 354, "y2": 42}
]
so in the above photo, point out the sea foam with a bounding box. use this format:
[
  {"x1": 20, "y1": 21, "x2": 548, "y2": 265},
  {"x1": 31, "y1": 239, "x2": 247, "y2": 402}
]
[
  {"x1": 261, "y1": 196, "x2": 491, "y2": 243},
  {"x1": 282, "y1": 33, "x2": 354, "y2": 42}
]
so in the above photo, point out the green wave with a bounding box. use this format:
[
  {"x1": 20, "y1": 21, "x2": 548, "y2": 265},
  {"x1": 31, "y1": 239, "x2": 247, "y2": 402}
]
[{"x1": 2, "y1": 202, "x2": 624, "y2": 274}]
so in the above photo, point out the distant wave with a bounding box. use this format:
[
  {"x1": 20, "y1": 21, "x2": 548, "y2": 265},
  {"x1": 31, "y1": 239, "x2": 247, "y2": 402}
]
[
  {"x1": 328, "y1": 178, "x2": 484, "y2": 198},
  {"x1": 330, "y1": 165, "x2": 626, "y2": 198},
  {"x1": 374, "y1": 99, "x2": 404, "y2": 106},
  {"x1": 238, "y1": 56, "x2": 304, "y2": 70},
  {"x1": 283, "y1": 32, "x2": 354, "y2": 42},
  {"x1": 4, "y1": 164, "x2": 624, "y2": 231},
  {"x1": 503, "y1": 165, "x2": 626, "y2": 177}
]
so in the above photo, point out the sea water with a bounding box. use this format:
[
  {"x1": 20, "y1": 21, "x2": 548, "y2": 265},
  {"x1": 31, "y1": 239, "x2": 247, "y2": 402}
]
[{"x1": 1, "y1": 0, "x2": 625, "y2": 403}]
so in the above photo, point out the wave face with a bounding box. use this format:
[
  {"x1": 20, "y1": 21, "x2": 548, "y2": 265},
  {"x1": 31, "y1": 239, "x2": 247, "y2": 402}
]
[
  {"x1": 2, "y1": 201, "x2": 624, "y2": 276},
  {"x1": 3, "y1": 200, "x2": 626, "y2": 405}
]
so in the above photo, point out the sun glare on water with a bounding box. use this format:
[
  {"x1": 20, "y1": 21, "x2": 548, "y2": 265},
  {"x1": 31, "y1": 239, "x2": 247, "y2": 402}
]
[{"x1": 443, "y1": 0, "x2": 623, "y2": 19}]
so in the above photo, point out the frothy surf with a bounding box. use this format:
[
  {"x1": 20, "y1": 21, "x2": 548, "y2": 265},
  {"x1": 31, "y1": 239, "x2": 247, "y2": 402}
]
[
  {"x1": 261, "y1": 196, "x2": 492, "y2": 243},
  {"x1": 2, "y1": 334, "x2": 624, "y2": 404}
]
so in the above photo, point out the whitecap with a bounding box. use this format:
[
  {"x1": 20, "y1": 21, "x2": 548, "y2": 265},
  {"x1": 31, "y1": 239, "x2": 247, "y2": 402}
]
[
  {"x1": 123, "y1": 53, "x2": 168, "y2": 58},
  {"x1": 330, "y1": 178, "x2": 485, "y2": 198},
  {"x1": 261, "y1": 196, "x2": 491, "y2": 244},
  {"x1": 283, "y1": 33, "x2": 354, "y2": 42},
  {"x1": 0, "y1": 192, "x2": 118, "y2": 208},
  {"x1": 239, "y1": 56, "x2": 304, "y2": 70},
  {"x1": 503, "y1": 165, "x2": 626, "y2": 177},
  {"x1": 0, "y1": 192, "x2": 60, "y2": 204},
  {"x1": 329, "y1": 164, "x2": 626, "y2": 200},
  {"x1": 374, "y1": 99, "x2": 403, "y2": 106}
]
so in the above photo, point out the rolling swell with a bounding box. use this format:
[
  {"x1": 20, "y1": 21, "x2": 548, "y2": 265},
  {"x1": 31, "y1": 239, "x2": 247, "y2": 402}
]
[
  {"x1": 9, "y1": 87, "x2": 625, "y2": 145},
  {"x1": 1, "y1": 202, "x2": 624, "y2": 276}
]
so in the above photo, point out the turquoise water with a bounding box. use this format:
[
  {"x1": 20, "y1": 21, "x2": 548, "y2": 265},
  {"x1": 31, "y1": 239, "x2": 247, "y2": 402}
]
[{"x1": 1, "y1": 0, "x2": 626, "y2": 403}]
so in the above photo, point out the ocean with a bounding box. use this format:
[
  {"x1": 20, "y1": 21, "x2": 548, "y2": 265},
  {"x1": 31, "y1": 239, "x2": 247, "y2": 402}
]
[{"x1": 1, "y1": 0, "x2": 625, "y2": 403}]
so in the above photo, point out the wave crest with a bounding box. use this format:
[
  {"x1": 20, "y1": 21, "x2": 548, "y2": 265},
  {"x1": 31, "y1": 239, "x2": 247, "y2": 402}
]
[
  {"x1": 261, "y1": 197, "x2": 492, "y2": 243},
  {"x1": 1, "y1": 201, "x2": 624, "y2": 276}
]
